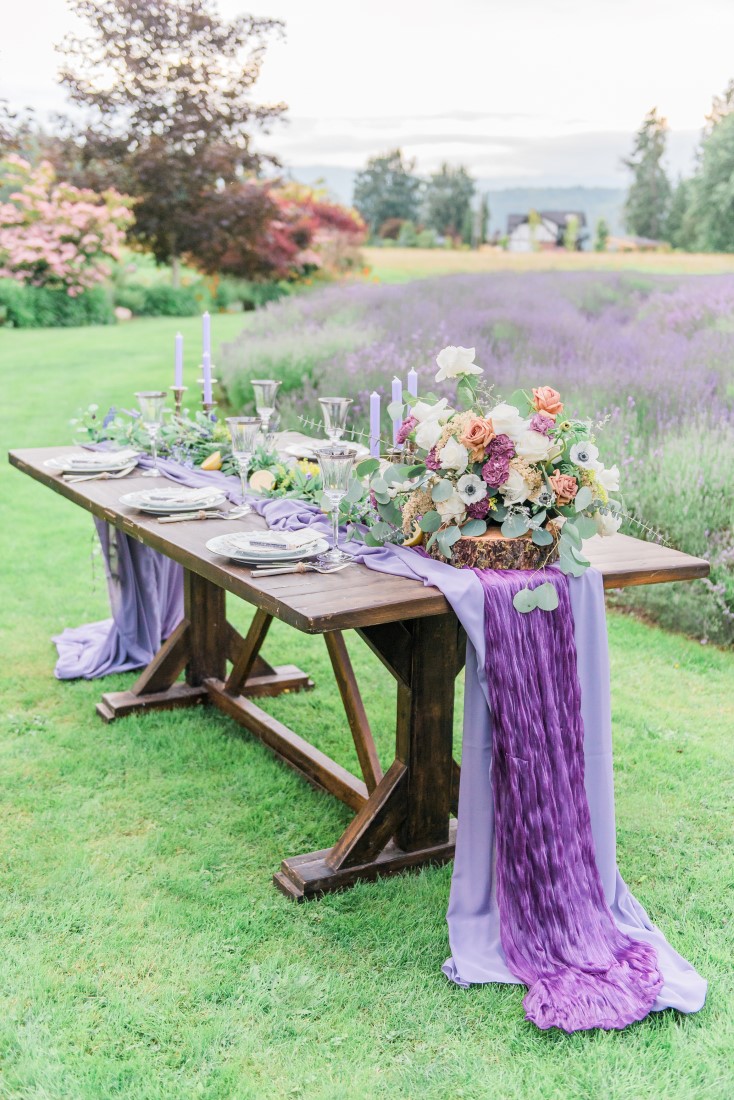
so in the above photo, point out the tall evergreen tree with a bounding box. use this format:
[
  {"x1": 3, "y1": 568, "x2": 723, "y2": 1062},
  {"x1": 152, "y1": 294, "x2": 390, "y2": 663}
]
[
  {"x1": 352, "y1": 149, "x2": 422, "y2": 236},
  {"x1": 623, "y1": 108, "x2": 671, "y2": 240},
  {"x1": 691, "y1": 112, "x2": 734, "y2": 252},
  {"x1": 423, "y1": 163, "x2": 475, "y2": 240}
]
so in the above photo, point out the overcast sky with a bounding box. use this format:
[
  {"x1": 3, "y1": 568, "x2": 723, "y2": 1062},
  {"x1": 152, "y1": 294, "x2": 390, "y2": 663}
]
[{"x1": 2, "y1": 0, "x2": 733, "y2": 186}]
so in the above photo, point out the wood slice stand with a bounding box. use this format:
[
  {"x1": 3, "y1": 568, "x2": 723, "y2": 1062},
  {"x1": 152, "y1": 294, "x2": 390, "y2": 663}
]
[{"x1": 428, "y1": 522, "x2": 561, "y2": 570}]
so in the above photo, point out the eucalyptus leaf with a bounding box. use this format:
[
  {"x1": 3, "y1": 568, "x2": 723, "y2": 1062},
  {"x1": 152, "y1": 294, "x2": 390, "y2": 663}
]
[
  {"x1": 461, "y1": 519, "x2": 487, "y2": 537},
  {"x1": 369, "y1": 521, "x2": 393, "y2": 540},
  {"x1": 377, "y1": 500, "x2": 402, "y2": 526},
  {"x1": 501, "y1": 512, "x2": 530, "y2": 538},
  {"x1": 573, "y1": 514, "x2": 597, "y2": 539},
  {"x1": 457, "y1": 378, "x2": 475, "y2": 409},
  {"x1": 534, "y1": 582, "x2": 559, "y2": 611},
  {"x1": 386, "y1": 400, "x2": 404, "y2": 422},
  {"x1": 531, "y1": 527, "x2": 554, "y2": 546},
  {"x1": 344, "y1": 479, "x2": 364, "y2": 504},
  {"x1": 362, "y1": 530, "x2": 382, "y2": 547},
  {"x1": 419, "y1": 510, "x2": 442, "y2": 533},
  {"x1": 443, "y1": 525, "x2": 463, "y2": 546},
  {"x1": 574, "y1": 485, "x2": 592, "y2": 512},
  {"x1": 431, "y1": 479, "x2": 454, "y2": 502},
  {"x1": 492, "y1": 502, "x2": 507, "y2": 521},
  {"x1": 513, "y1": 588, "x2": 538, "y2": 613},
  {"x1": 371, "y1": 476, "x2": 388, "y2": 495},
  {"x1": 508, "y1": 389, "x2": 532, "y2": 415},
  {"x1": 356, "y1": 458, "x2": 380, "y2": 477},
  {"x1": 426, "y1": 530, "x2": 439, "y2": 550},
  {"x1": 561, "y1": 521, "x2": 582, "y2": 549},
  {"x1": 570, "y1": 545, "x2": 590, "y2": 565}
]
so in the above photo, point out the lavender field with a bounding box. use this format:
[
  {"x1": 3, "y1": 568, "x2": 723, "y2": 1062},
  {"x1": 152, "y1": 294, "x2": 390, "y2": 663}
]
[{"x1": 221, "y1": 272, "x2": 734, "y2": 644}]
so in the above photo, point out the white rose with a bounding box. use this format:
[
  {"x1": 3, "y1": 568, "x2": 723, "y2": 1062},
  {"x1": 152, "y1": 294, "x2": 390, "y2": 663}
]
[
  {"x1": 456, "y1": 472, "x2": 487, "y2": 505},
  {"x1": 386, "y1": 478, "x2": 419, "y2": 499},
  {"x1": 414, "y1": 418, "x2": 443, "y2": 450},
  {"x1": 594, "y1": 510, "x2": 622, "y2": 537},
  {"x1": 570, "y1": 441, "x2": 600, "y2": 469},
  {"x1": 487, "y1": 402, "x2": 528, "y2": 441},
  {"x1": 499, "y1": 467, "x2": 532, "y2": 505},
  {"x1": 597, "y1": 464, "x2": 620, "y2": 493},
  {"x1": 438, "y1": 436, "x2": 469, "y2": 474},
  {"x1": 515, "y1": 429, "x2": 553, "y2": 462},
  {"x1": 435, "y1": 345, "x2": 482, "y2": 383},
  {"x1": 411, "y1": 398, "x2": 454, "y2": 424},
  {"x1": 436, "y1": 490, "x2": 467, "y2": 525}
]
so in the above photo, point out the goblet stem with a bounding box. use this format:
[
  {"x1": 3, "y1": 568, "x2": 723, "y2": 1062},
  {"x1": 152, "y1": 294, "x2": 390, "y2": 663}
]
[
  {"x1": 236, "y1": 457, "x2": 252, "y2": 515},
  {"x1": 142, "y1": 425, "x2": 162, "y2": 476},
  {"x1": 331, "y1": 501, "x2": 340, "y2": 556}
]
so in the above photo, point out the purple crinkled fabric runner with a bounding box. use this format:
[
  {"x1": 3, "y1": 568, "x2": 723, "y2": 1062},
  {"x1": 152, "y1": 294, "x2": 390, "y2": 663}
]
[
  {"x1": 51, "y1": 461, "x2": 707, "y2": 1031},
  {"x1": 476, "y1": 568, "x2": 662, "y2": 1031}
]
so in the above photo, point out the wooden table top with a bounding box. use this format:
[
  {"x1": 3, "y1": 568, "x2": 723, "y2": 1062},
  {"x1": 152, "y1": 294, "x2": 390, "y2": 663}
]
[{"x1": 9, "y1": 446, "x2": 710, "y2": 635}]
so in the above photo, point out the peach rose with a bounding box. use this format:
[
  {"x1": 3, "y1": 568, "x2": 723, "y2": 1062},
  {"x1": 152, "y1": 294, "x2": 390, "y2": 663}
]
[
  {"x1": 459, "y1": 416, "x2": 495, "y2": 462},
  {"x1": 549, "y1": 472, "x2": 578, "y2": 506},
  {"x1": 532, "y1": 386, "x2": 564, "y2": 419}
]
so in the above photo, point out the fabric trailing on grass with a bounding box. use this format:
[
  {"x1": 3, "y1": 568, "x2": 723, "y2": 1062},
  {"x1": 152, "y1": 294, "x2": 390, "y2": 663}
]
[
  {"x1": 476, "y1": 568, "x2": 663, "y2": 1031},
  {"x1": 52, "y1": 458, "x2": 707, "y2": 1032}
]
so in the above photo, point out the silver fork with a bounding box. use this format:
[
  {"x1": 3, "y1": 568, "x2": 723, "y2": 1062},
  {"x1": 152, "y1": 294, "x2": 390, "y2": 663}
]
[
  {"x1": 158, "y1": 508, "x2": 247, "y2": 523},
  {"x1": 250, "y1": 561, "x2": 356, "y2": 578},
  {"x1": 63, "y1": 464, "x2": 138, "y2": 483}
]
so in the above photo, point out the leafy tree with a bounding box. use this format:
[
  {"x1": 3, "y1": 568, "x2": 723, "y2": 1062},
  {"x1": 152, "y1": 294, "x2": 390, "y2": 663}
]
[
  {"x1": 423, "y1": 163, "x2": 475, "y2": 240},
  {"x1": 594, "y1": 218, "x2": 609, "y2": 252},
  {"x1": 623, "y1": 107, "x2": 671, "y2": 240},
  {"x1": 479, "y1": 194, "x2": 490, "y2": 245},
  {"x1": 353, "y1": 149, "x2": 422, "y2": 236},
  {"x1": 704, "y1": 78, "x2": 734, "y2": 136},
  {"x1": 57, "y1": 0, "x2": 285, "y2": 283},
  {"x1": 563, "y1": 214, "x2": 580, "y2": 251},
  {"x1": 690, "y1": 112, "x2": 734, "y2": 252}
]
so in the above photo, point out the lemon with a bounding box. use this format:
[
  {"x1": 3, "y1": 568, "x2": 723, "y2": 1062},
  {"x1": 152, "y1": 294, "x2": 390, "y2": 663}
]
[
  {"x1": 403, "y1": 522, "x2": 425, "y2": 547},
  {"x1": 201, "y1": 450, "x2": 222, "y2": 471},
  {"x1": 249, "y1": 469, "x2": 276, "y2": 492}
]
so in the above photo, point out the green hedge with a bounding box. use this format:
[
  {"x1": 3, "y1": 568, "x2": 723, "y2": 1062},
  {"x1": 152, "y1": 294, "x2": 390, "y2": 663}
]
[{"x1": 0, "y1": 281, "x2": 115, "y2": 328}]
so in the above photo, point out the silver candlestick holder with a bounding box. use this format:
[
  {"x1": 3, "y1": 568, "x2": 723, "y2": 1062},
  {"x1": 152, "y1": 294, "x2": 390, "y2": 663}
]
[
  {"x1": 197, "y1": 369, "x2": 218, "y2": 416},
  {"x1": 170, "y1": 385, "x2": 187, "y2": 416}
]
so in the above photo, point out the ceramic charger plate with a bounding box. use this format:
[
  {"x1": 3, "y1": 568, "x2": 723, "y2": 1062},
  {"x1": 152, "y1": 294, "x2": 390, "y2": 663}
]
[
  {"x1": 119, "y1": 487, "x2": 228, "y2": 514},
  {"x1": 206, "y1": 531, "x2": 329, "y2": 565},
  {"x1": 44, "y1": 449, "x2": 142, "y2": 474}
]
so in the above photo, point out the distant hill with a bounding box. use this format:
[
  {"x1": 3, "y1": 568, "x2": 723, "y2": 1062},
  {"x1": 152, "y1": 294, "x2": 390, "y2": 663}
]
[{"x1": 286, "y1": 166, "x2": 626, "y2": 240}]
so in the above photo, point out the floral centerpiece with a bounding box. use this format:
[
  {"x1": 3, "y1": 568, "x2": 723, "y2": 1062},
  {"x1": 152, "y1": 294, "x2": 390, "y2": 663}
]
[{"x1": 358, "y1": 345, "x2": 622, "y2": 611}]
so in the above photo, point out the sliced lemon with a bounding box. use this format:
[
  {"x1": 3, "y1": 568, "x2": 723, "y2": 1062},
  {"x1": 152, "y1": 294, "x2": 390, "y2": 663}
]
[
  {"x1": 201, "y1": 450, "x2": 222, "y2": 471},
  {"x1": 249, "y1": 469, "x2": 276, "y2": 492},
  {"x1": 403, "y1": 522, "x2": 425, "y2": 547}
]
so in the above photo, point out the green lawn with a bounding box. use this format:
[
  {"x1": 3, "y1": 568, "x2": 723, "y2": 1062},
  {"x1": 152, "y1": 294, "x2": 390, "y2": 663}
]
[{"x1": 0, "y1": 318, "x2": 733, "y2": 1100}]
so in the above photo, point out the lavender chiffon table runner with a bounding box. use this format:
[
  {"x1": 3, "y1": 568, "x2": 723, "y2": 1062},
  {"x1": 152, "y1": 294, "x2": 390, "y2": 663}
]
[{"x1": 51, "y1": 456, "x2": 706, "y2": 1030}]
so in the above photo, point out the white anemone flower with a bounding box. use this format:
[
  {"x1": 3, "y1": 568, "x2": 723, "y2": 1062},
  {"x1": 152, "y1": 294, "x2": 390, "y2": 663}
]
[
  {"x1": 438, "y1": 436, "x2": 469, "y2": 473},
  {"x1": 456, "y1": 473, "x2": 487, "y2": 505},
  {"x1": 597, "y1": 464, "x2": 620, "y2": 492},
  {"x1": 569, "y1": 441, "x2": 600, "y2": 469},
  {"x1": 499, "y1": 467, "x2": 533, "y2": 505},
  {"x1": 435, "y1": 345, "x2": 482, "y2": 383},
  {"x1": 487, "y1": 402, "x2": 528, "y2": 441},
  {"x1": 515, "y1": 429, "x2": 553, "y2": 462},
  {"x1": 436, "y1": 490, "x2": 467, "y2": 525},
  {"x1": 594, "y1": 510, "x2": 622, "y2": 537}
]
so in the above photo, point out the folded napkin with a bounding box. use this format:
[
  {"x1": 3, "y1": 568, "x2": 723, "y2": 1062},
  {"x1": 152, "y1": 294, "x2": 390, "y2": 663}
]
[
  {"x1": 69, "y1": 448, "x2": 140, "y2": 467},
  {"x1": 145, "y1": 488, "x2": 223, "y2": 505},
  {"x1": 226, "y1": 530, "x2": 320, "y2": 552}
]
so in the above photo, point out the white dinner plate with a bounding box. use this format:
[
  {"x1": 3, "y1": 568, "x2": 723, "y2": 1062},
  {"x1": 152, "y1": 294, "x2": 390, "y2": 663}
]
[
  {"x1": 120, "y1": 488, "x2": 228, "y2": 514},
  {"x1": 44, "y1": 450, "x2": 142, "y2": 474},
  {"x1": 206, "y1": 532, "x2": 329, "y2": 565},
  {"x1": 283, "y1": 442, "x2": 369, "y2": 461}
]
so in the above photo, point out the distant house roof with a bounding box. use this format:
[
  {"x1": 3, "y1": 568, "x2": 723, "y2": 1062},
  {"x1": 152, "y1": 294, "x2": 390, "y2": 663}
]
[{"x1": 507, "y1": 210, "x2": 587, "y2": 233}]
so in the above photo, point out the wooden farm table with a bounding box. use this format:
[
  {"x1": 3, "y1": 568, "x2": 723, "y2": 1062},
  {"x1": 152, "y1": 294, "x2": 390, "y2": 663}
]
[{"x1": 10, "y1": 447, "x2": 711, "y2": 900}]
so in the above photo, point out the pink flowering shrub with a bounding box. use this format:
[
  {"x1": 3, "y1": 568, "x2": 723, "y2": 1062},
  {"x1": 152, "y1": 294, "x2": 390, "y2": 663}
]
[{"x1": 0, "y1": 156, "x2": 133, "y2": 296}]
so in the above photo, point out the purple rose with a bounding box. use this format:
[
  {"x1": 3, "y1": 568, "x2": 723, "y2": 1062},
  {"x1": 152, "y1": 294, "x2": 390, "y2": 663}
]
[
  {"x1": 529, "y1": 413, "x2": 555, "y2": 436},
  {"x1": 481, "y1": 454, "x2": 511, "y2": 487},
  {"x1": 396, "y1": 415, "x2": 417, "y2": 445},
  {"x1": 425, "y1": 447, "x2": 441, "y2": 471},
  {"x1": 466, "y1": 499, "x2": 490, "y2": 519}
]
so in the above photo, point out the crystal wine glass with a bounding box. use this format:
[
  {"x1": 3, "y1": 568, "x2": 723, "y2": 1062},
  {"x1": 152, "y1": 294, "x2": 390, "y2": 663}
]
[
  {"x1": 135, "y1": 391, "x2": 168, "y2": 477},
  {"x1": 226, "y1": 416, "x2": 261, "y2": 516},
  {"x1": 318, "y1": 397, "x2": 352, "y2": 444},
  {"x1": 251, "y1": 379, "x2": 281, "y2": 446},
  {"x1": 315, "y1": 446, "x2": 356, "y2": 566}
]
